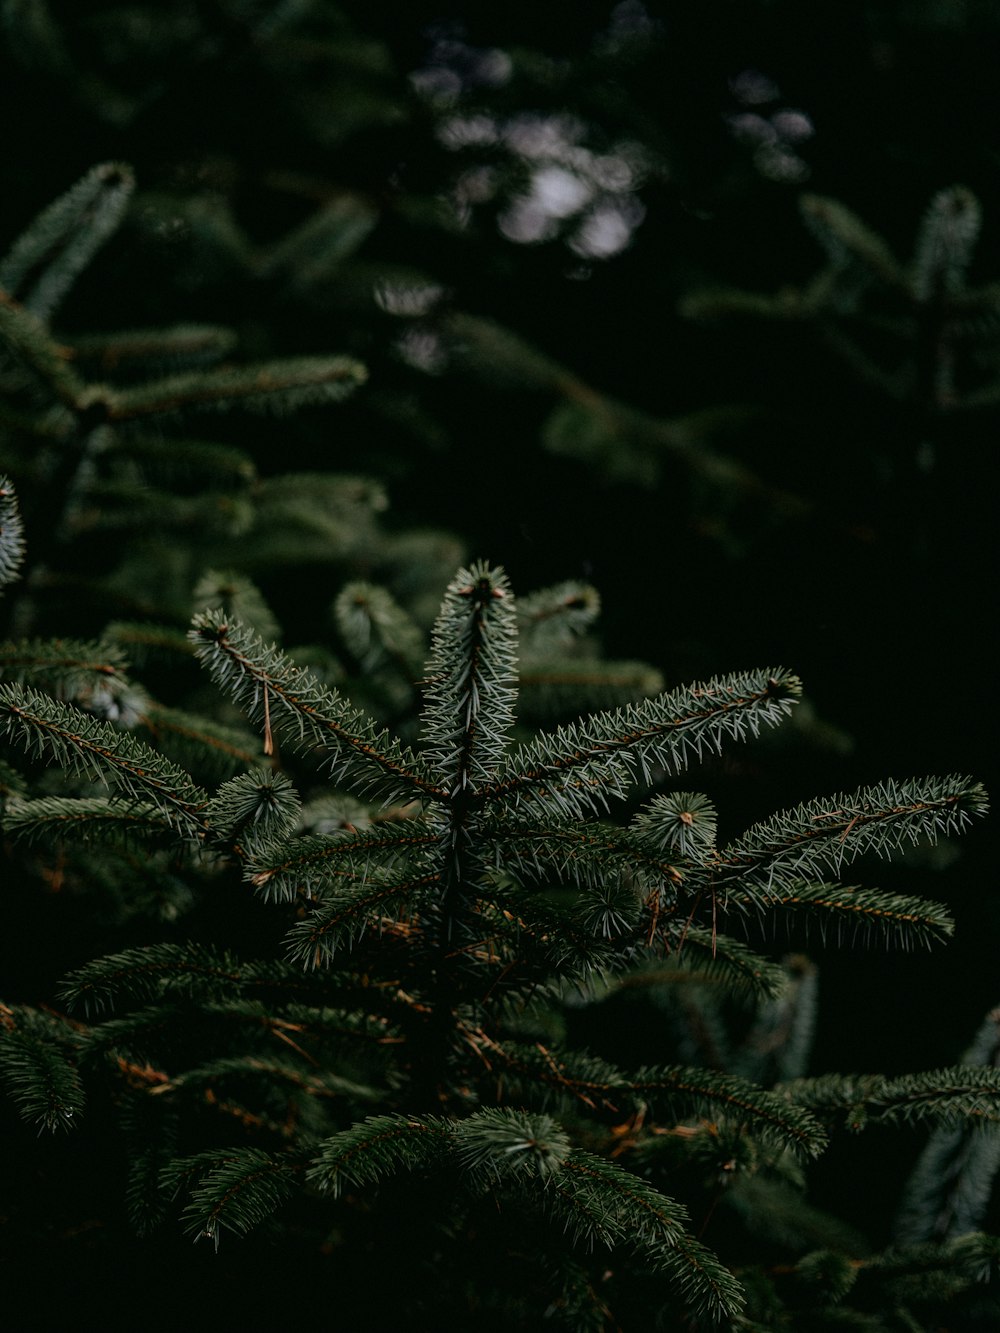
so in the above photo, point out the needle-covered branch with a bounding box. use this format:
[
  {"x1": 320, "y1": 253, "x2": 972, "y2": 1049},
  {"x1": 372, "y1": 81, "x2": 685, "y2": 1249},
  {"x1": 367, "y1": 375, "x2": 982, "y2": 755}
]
[
  {"x1": 419, "y1": 561, "x2": 519, "y2": 797},
  {"x1": 714, "y1": 776, "x2": 987, "y2": 886},
  {"x1": 0, "y1": 682, "x2": 208, "y2": 832},
  {"x1": 189, "y1": 610, "x2": 441, "y2": 805},
  {"x1": 481, "y1": 668, "x2": 801, "y2": 818}
]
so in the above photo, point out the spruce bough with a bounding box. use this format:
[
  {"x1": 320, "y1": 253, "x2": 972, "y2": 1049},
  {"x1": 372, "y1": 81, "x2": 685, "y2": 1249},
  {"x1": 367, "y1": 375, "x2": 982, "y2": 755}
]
[{"x1": 0, "y1": 559, "x2": 992, "y2": 1327}]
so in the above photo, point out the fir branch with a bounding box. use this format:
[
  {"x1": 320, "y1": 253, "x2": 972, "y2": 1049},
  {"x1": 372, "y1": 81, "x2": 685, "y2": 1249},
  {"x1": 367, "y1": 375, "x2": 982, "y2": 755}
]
[
  {"x1": 0, "y1": 478, "x2": 27, "y2": 590},
  {"x1": 68, "y1": 324, "x2": 238, "y2": 373},
  {"x1": 419, "y1": 561, "x2": 519, "y2": 797},
  {"x1": 627, "y1": 1065, "x2": 827, "y2": 1158},
  {"x1": 668, "y1": 928, "x2": 789, "y2": 999},
  {"x1": 203, "y1": 769, "x2": 301, "y2": 858},
  {"x1": 854, "y1": 1232, "x2": 1000, "y2": 1300},
  {"x1": 248, "y1": 821, "x2": 439, "y2": 903},
  {"x1": 0, "y1": 162, "x2": 134, "y2": 318},
  {"x1": 0, "y1": 636, "x2": 130, "y2": 695},
  {"x1": 306, "y1": 1113, "x2": 452, "y2": 1196},
  {"x1": 105, "y1": 355, "x2": 367, "y2": 422},
  {"x1": 493, "y1": 815, "x2": 684, "y2": 896},
  {"x1": 102, "y1": 622, "x2": 195, "y2": 665},
  {"x1": 516, "y1": 580, "x2": 601, "y2": 657},
  {"x1": 121, "y1": 1095, "x2": 179, "y2": 1236},
  {"x1": 517, "y1": 660, "x2": 665, "y2": 717},
  {"x1": 799, "y1": 194, "x2": 908, "y2": 292},
  {"x1": 718, "y1": 880, "x2": 955, "y2": 948},
  {"x1": 711, "y1": 776, "x2": 988, "y2": 894},
  {"x1": 895, "y1": 1121, "x2": 1000, "y2": 1246},
  {"x1": 482, "y1": 669, "x2": 801, "y2": 818},
  {"x1": 471, "y1": 1039, "x2": 629, "y2": 1115},
  {"x1": 0, "y1": 683, "x2": 208, "y2": 832},
  {"x1": 782, "y1": 1067, "x2": 1000, "y2": 1132},
  {"x1": 161, "y1": 1056, "x2": 380, "y2": 1104},
  {"x1": 3, "y1": 795, "x2": 174, "y2": 845},
  {"x1": 630, "y1": 791, "x2": 718, "y2": 861},
  {"x1": 0, "y1": 290, "x2": 85, "y2": 405},
  {"x1": 60, "y1": 943, "x2": 248, "y2": 1016},
  {"x1": 0, "y1": 1006, "x2": 85, "y2": 1132},
  {"x1": 490, "y1": 1041, "x2": 826, "y2": 1157},
  {"x1": 164, "y1": 1147, "x2": 303, "y2": 1249},
  {"x1": 871, "y1": 1067, "x2": 1000, "y2": 1128},
  {"x1": 452, "y1": 1107, "x2": 571, "y2": 1182},
  {"x1": 895, "y1": 1010, "x2": 1000, "y2": 1244},
  {"x1": 333, "y1": 580, "x2": 425, "y2": 679},
  {"x1": 549, "y1": 1151, "x2": 744, "y2": 1319},
  {"x1": 137, "y1": 703, "x2": 263, "y2": 782},
  {"x1": 476, "y1": 887, "x2": 625, "y2": 980},
  {"x1": 189, "y1": 610, "x2": 441, "y2": 803},
  {"x1": 112, "y1": 435, "x2": 256, "y2": 490},
  {"x1": 284, "y1": 871, "x2": 442, "y2": 967},
  {"x1": 912, "y1": 186, "x2": 982, "y2": 302}
]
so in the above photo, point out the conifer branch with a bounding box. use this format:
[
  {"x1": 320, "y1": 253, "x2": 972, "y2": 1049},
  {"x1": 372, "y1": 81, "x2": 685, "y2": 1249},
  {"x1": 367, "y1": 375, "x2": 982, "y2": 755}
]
[
  {"x1": 549, "y1": 1151, "x2": 744, "y2": 1319},
  {"x1": 285, "y1": 871, "x2": 442, "y2": 966},
  {"x1": 0, "y1": 290, "x2": 85, "y2": 405},
  {"x1": 0, "y1": 636, "x2": 130, "y2": 695},
  {"x1": 202, "y1": 769, "x2": 301, "y2": 859},
  {"x1": 476, "y1": 886, "x2": 626, "y2": 980},
  {"x1": 0, "y1": 1005, "x2": 85, "y2": 1132},
  {"x1": 0, "y1": 162, "x2": 134, "y2": 319},
  {"x1": 0, "y1": 683, "x2": 208, "y2": 832},
  {"x1": 799, "y1": 193, "x2": 908, "y2": 292},
  {"x1": 517, "y1": 660, "x2": 665, "y2": 715},
  {"x1": 105, "y1": 355, "x2": 367, "y2": 422},
  {"x1": 482, "y1": 669, "x2": 801, "y2": 818},
  {"x1": 708, "y1": 775, "x2": 987, "y2": 905},
  {"x1": 161, "y1": 1056, "x2": 381, "y2": 1104},
  {"x1": 68, "y1": 324, "x2": 238, "y2": 372},
  {"x1": 420, "y1": 561, "x2": 519, "y2": 796},
  {"x1": 451, "y1": 1107, "x2": 573, "y2": 1182},
  {"x1": 248, "y1": 822, "x2": 439, "y2": 903},
  {"x1": 782, "y1": 1067, "x2": 1000, "y2": 1132},
  {"x1": 163, "y1": 1147, "x2": 303, "y2": 1249},
  {"x1": 516, "y1": 580, "x2": 601, "y2": 655},
  {"x1": 61, "y1": 944, "x2": 249, "y2": 1016},
  {"x1": 895, "y1": 1010, "x2": 1000, "y2": 1244},
  {"x1": 137, "y1": 704, "x2": 263, "y2": 781},
  {"x1": 719, "y1": 880, "x2": 955, "y2": 948},
  {"x1": 306, "y1": 1113, "x2": 452, "y2": 1196},
  {"x1": 334, "y1": 580, "x2": 425, "y2": 680},
  {"x1": 3, "y1": 796, "x2": 174, "y2": 845},
  {"x1": 484, "y1": 1040, "x2": 825, "y2": 1157},
  {"x1": 668, "y1": 928, "x2": 789, "y2": 998},
  {"x1": 492, "y1": 814, "x2": 684, "y2": 896},
  {"x1": 189, "y1": 610, "x2": 442, "y2": 803},
  {"x1": 0, "y1": 478, "x2": 27, "y2": 590}
]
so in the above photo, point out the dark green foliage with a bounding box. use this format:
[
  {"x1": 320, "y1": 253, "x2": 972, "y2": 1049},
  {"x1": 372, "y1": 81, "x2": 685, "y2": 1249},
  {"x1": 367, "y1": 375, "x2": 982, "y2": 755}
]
[
  {"x1": 0, "y1": 553, "x2": 992, "y2": 1327},
  {"x1": 681, "y1": 184, "x2": 1000, "y2": 417}
]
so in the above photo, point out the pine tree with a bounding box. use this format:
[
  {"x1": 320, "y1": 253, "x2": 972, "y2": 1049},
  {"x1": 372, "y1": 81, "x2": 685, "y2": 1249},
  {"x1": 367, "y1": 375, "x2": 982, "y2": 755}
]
[{"x1": 0, "y1": 517, "x2": 993, "y2": 1326}]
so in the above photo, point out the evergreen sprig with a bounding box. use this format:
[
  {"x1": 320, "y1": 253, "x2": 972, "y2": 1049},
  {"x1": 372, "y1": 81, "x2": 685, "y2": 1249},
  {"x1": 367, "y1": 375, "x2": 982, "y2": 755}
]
[
  {"x1": 0, "y1": 1005, "x2": 85, "y2": 1132},
  {"x1": 0, "y1": 477, "x2": 26, "y2": 589},
  {"x1": 189, "y1": 609, "x2": 441, "y2": 804},
  {"x1": 162, "y1": 1147, "x2": 304, "y2": 1249},
  {"x1": 0, "y1": 683, "x2": 208, "y2": 831},
  {"x1": 485, "y1": 667, "x2": 801, "y2": 818},
  {"x1": 0, "y1": 161, "x2": 134, "y2": 319}
]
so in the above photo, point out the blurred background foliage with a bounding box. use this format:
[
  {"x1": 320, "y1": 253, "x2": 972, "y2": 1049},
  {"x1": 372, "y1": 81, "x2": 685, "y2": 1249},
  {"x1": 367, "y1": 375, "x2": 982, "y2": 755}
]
[{"x1": 1, "y1": 0, "x2": 998, "y2": 1320}]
